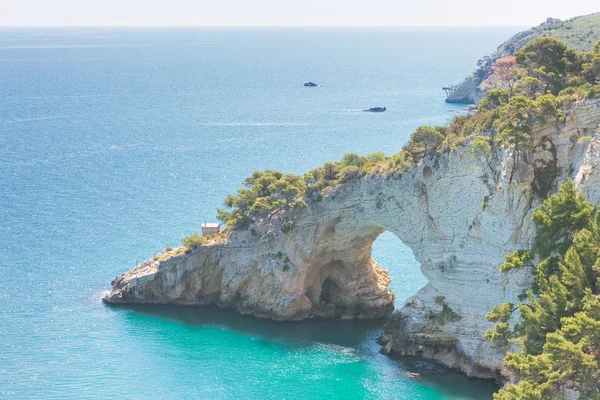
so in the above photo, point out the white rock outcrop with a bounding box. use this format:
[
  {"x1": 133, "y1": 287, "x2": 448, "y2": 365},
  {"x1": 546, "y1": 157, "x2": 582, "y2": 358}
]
[
  {"x1": 445, "y1": 75, "x2": 483, "y2": 104},
  {"x1": 104, "y1": 99, "x2": 600, "y2": 379}
]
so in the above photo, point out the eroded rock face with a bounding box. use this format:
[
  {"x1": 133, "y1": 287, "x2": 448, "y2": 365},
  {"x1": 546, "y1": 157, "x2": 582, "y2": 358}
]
[{"x1": 104, "y1": 99, "x2": 600, "y2": 378}]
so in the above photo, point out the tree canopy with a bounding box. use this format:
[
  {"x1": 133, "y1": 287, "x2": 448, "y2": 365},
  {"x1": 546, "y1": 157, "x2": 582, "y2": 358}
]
[
  {"x1": 486, "y1": 182, "x2": 600, "y2": 399},
  {"x1": 515, "y1": 38, "x2": 578, "y2": 95},
  {"x1": 217, "y1": 170, "x2": 307, "y2": 229}
]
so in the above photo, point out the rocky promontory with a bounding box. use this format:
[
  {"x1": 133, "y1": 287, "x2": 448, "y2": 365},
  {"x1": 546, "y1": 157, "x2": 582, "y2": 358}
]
[
  {"x1": 445, "y1": 13, "x2": 600, "y2": 104},
  {"x1": 105, "y1": 98, "x2": 600, "y2": 379}
]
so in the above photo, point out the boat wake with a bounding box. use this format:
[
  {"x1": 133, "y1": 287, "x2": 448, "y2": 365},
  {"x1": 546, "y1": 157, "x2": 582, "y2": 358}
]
[{"x1": 203, "y1": 122, "x2": 309, "y2": 127}]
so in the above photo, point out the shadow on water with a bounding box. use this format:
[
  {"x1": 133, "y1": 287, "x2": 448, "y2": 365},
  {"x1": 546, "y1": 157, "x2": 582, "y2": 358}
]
[
  {"x1": 111, "y1": 303, "x2": 386, "y2": 348},
  {"x1": 110, "y1": 303, "x2": 499, "y2": 399},
  {"x1": 395, "y1": 357, "x2": 500, "y2": 398}
]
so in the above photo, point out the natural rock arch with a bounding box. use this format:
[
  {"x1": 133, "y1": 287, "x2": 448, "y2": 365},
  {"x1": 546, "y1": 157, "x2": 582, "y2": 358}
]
[
  {"x1": 104, "y1": 99, "x2": 600, "y2": 378},
  {"x1": 104, "y1": 157, "x2": 487, "y2": 318}
]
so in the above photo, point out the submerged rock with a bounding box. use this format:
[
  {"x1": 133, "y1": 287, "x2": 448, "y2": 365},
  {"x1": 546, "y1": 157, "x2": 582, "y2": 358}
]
[
  {"x1": 406, "y1": 372, "x2": 422, "y2": 380},
  {"x1": 104, "y1": 99, "x2": 600, "y2": 378},
  {"x1": 304, "y1": 82, "x2": 318, "y2": 87}
]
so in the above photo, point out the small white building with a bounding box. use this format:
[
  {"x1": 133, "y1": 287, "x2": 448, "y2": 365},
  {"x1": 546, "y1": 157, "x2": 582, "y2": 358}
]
[{"x1": 201, "y1": 221, "x2": 221, "y2": 236}]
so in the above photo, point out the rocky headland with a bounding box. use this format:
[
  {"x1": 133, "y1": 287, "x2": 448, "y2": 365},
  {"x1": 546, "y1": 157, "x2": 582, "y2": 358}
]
[
  {"x1": 445, "y1": 13, "x2": 600, "y2": 104},
  {"x1": 104, "y1": 98, "x2": 600, "y2": 379}
]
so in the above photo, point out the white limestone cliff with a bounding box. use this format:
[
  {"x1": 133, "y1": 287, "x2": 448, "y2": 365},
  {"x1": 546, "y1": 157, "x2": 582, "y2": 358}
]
[{"x1": 104, "y1": 99, "x2": 600, "y2": 379}]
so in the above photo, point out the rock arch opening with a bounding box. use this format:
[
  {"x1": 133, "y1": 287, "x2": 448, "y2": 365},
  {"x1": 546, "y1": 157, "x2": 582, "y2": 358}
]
[
  {"x1": 371, "y1": 231, "x2": 425, "y2": 308},
  {"x1": 303, "y1": 222, "x2": 425, "y2": 319}
]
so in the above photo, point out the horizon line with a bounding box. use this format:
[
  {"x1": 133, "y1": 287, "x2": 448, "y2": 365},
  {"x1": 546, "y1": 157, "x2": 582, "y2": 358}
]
[{"x1": 0, "y1": 24, "x2": 529, "y2": 29}]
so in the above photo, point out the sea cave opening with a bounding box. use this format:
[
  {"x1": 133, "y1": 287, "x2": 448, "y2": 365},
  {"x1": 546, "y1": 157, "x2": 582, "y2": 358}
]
[
  {"x1": 305, "y1": 226, "x2": 426, "y2": 318},
  {"x1": 319, "y1": 277, "x2": 343, "y2": 306}
]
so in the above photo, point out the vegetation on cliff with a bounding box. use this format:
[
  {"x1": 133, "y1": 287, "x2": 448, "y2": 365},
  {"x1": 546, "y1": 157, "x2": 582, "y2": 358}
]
[
  {"x1": 486, "y1": 181, "x2": 600, "y2": 399},
  {"x1": 215, "y1": 170, "x2": 308, "y2": 230},
  {"x1": 496, "y1": 13, "x2": 600, "y2": 56},
  {"x1": 452, "y1": 13, "x2": 600, "y2": 103},
  {"x1": 212, "y1": 38, "x2": 600, "y2": 233}
]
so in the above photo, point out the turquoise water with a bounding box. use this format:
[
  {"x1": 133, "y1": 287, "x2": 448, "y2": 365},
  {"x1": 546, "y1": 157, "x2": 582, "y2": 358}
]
[{"x1": 0, "y1": 28, "x2": 518, "y2": 399}]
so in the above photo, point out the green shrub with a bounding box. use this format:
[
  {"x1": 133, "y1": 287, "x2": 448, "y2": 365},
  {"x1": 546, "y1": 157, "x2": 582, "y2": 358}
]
[
  {"x1": 182, "y1": 233, "x2": 206, "y2": 248},
  {"x1": 390, "y1": 151, "x2": 411, "y2": 174},
  {"x1": 338, "y1": 165, "x2": 362, "y2": 183},
  {"x1": 500, "y1": 250, "x2": 533, "y2": 273},
  {"x1": 405, "y1": 126, "x2": 444, "y2": 160},
  {"x1": 479, "y1": 89, "x2": 509, "y2": 111},
  {"x1": 481, "y1": 196, "x2": 490, "y2": 211},
  {"x1": 281, "y1": 218, "x2": 294, "y2": 234},
  {"x1": 471, "y1": 136, "x2": 492, "y2": 157},
  {"x1": 366, "y1": 152, "x2": 386, "y2": 163},
  {"x1": 577, "y1": 135, "x2": 592, "y2": 144},
  {"x1": 427, "y1": 301, "x2": 461, "y2": 325},
  {"x1": 485, "y1": 302, "x2": 515, "y2": 347},
  {"x1": 341, "y1": 152, "x2": 366, "y2": 167}
]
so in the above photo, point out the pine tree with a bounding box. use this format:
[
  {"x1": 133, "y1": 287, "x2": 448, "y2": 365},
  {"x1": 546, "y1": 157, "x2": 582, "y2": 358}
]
[{"x1": 488, "y1": 182, "x2": 600, "y2": 398}]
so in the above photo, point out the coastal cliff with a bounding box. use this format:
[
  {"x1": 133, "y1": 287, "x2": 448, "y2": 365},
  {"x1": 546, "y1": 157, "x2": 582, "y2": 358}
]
[
  {"x1": 104, "y1": 98, "x2": 600, "y2": 378},
  {"x1": 446, "y1": 13, "x2": 600, "y2": 104}
]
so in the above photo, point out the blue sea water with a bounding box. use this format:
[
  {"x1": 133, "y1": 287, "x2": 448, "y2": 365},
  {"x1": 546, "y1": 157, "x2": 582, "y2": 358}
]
[{"x1": 0, "y1": 27, "x2": 519, "y2": 399}]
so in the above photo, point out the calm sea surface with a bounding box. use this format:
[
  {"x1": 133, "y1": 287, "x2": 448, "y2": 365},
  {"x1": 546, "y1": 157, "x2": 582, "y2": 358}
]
[{"x1": 0, "y1": 27, "x2": 519, "y2": 399}]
